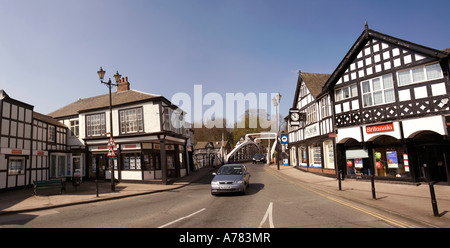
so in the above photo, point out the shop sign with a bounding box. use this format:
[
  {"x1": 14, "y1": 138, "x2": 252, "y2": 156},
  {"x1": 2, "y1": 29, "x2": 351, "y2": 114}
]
[
  {"x1": 365, "y1": 123, "x2": 394, "y2": 134},
  {"x1": 305, "y1": 123, "x2": 319, "y2": 139}
]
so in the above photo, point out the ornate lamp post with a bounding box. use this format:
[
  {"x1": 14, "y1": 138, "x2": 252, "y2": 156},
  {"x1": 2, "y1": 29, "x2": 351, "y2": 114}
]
[
  {"x1": 272, "y1": 93, "x2": 282, "y2": 170},
  {"x1": 97, "y1": 67, "x2": 121, "y2": 191}
]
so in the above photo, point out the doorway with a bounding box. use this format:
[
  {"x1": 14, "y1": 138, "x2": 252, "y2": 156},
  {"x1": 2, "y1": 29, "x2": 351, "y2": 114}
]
[
  {"x1": 413, "y1": 131, "x2": 449, "y2": 183},
  {"x1": 90, "y1": 154, "x2": 107, "y2": 180}
]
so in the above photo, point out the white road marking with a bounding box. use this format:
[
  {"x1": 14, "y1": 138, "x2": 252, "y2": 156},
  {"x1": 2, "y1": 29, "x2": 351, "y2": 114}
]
[
  {"x1": 258, "y1": 202, "x2": 274, "y2": 228},
  {"x1": 158, "y1": 208, "x2": 206, "y2": 228}
]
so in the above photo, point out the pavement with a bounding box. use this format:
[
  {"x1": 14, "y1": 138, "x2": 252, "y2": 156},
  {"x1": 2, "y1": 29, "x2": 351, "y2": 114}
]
[
  {"x1": 0, "y1": 166, "x2": 217, "y2": 216},
  {"x1": 1, "y1": 164, "x2": 450, "y2": 228},
  {"x1": 265, "y1": 164, "x2": 450, "y2": 228}
]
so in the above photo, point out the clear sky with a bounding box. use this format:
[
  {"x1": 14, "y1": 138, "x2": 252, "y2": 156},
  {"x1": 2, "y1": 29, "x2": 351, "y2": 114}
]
[{"x1": 1, "y1": 0, "x2": 449, "y2": 124}]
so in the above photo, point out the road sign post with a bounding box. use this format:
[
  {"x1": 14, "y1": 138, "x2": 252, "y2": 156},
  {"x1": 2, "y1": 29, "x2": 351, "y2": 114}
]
[{"x1": 106, "y1": 137, "x2": 116, "y2": 192}]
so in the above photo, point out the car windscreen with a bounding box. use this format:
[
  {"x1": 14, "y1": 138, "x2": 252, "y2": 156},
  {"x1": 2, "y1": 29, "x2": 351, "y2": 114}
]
[{"x1": 217, "y1": 166, "x2": 243, "y2": 175}]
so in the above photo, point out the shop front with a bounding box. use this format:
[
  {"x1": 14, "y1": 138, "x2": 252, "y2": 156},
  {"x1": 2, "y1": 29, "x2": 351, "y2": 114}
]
[
  {"x1": 291, "y1": 135, "x2": 336, "y2": 175},
  {"x1": 87, "y1": 141, "x2": 188, "y2": 182},
  {"x1": 337, "y1": 120, "x2": 450, "y2": 184}
]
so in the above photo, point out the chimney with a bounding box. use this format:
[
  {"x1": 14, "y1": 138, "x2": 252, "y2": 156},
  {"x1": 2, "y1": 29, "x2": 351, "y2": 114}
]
[{"x1": 117, "y1": 76, "x2": 130, "y2": 92}]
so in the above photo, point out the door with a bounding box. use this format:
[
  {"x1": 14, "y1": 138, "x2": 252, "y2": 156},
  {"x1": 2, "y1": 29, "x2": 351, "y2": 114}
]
[
  {"x1": 417, "y1": 145, "x2": 448, "y2": 182},
  {"x1": 90, "y1": 154, "x2": 106, "y2": 180}
]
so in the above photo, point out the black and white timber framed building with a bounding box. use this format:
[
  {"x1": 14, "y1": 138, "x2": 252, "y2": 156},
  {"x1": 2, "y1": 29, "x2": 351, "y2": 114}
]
[{"x1": 288, "y1": 24, "x2": 450, "y2": 183}]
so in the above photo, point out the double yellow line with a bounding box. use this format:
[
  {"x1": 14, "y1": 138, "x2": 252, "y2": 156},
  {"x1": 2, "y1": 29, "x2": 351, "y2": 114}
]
[
  {"x1": 311, "y1": 189, "x2": 413, "y2": 228},
  {"x1": 265, "y1": 166, "x2": 414, "y2": 228}
]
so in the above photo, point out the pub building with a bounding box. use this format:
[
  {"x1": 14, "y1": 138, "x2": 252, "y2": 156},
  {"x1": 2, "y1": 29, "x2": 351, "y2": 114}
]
[
  {"x1": 322, "y1": 24, "x2": 450, "y2": 183},
  {"x1": 48, "y1": 76, "x2": 191, "y2": 184}
]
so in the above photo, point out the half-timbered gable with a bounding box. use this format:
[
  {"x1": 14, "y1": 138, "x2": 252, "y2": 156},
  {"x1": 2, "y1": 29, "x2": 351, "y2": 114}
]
[
  {"x1": 323, "y1": 24, "x2": 450, "y2": 183},
  {"x1": 288, "y1": 72, "x2": 335, "y2": 174},
  {"x1": 326, "y1": 25, "x2": 450, "y2": 129}
]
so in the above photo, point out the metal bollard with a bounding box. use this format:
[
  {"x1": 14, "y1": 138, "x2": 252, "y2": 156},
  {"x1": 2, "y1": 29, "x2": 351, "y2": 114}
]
[
  {"x1": 429, "y1": 181, "x2": 439, "y2": 217},
  {"x1": 96, "y1": 179, "x2": 99, "y2": 198},
  {"x1": 338, "y1": 170, "x2": 342, "y2": 191},
  {"x1": 371, "y1": 175, "x2": 376, "y2": 200}
]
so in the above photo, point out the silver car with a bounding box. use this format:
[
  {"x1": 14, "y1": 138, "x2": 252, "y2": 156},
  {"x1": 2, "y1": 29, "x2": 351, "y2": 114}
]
[{"x1": 211, "y1": 164, "x2": 250, "y2": 195}]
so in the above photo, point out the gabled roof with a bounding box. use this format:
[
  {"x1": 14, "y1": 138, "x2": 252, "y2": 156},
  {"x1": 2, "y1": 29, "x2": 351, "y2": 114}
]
[
  {"x1": 33, "y1": 112, "x2": 67, "y2": 128},
  {"x1": 48, "y1": 89, "x2": 161, "y2": 118},
  {"x1": 291, "y1": 71, "x2": 330, "y2": 108},
  {"x1": 321, "y1": 24, "x2": 450, "y2": 96},
  {"x1": 0, "y1": 90, "x2": 9, "y2": 100}
]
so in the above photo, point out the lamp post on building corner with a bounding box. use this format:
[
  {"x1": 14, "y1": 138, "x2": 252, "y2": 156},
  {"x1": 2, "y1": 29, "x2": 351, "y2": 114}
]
[{"x1": 97, "y1": 67, "x2": 122, "y2": 192}]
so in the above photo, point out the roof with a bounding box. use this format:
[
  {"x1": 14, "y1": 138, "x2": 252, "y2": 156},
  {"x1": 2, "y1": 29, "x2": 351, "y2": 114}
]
[
  {"x1": 48, "y1": 89, "x2": 161, "y2": 118},
  {"x1": 302, "y1": 72, "x2": 331, "y2": 97},
  {"x1": 291, "y1": 72, "x2": 330, "y2": 108},
  {"x1": 33, "y1": 112, "x2": 67, "y2": 128},
  {"x1": 321, "y1": 25, "x2": 450, "y2": 96}
]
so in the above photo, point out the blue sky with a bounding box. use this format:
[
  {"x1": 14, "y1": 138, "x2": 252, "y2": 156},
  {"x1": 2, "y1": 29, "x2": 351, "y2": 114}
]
[{"x1": 1, "y1": 0, "x2": 449, "y2": 123}]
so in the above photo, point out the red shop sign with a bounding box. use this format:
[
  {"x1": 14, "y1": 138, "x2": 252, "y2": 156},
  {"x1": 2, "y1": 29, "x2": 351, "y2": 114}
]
[{"x1": 366, "y1": 123, "x2": 394, "y2": 134}]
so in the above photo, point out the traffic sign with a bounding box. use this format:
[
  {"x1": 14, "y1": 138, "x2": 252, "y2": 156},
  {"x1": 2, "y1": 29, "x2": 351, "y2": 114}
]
[
  {"x1": 107, "y1": 137, "x2": 116, "y2": 147},
  {"x1": 280, "y1": 134, "x2": 288, "y2": 144},
  {"x1": 107, "y1": 147, "x2": 116, "y2": 157}
]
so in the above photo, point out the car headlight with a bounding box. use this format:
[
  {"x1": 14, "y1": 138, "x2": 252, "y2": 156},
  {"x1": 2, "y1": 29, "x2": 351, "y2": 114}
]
[
  {"x1": 211, "y1": 181, "x2": 219, "y2": 185},
  {"x1": 235, "y1": 180, "x2": 244, "y2": 184}
]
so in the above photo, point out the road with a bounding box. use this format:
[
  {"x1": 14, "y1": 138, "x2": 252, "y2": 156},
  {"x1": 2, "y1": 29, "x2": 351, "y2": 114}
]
[{"x1": 0, "y1": 163, "x2": 418, "y2": 228}]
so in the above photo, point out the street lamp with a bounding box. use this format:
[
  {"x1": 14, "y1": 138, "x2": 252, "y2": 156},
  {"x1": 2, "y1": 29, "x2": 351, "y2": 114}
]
[
  {"x1": 97, "y1": 67, "x2": 121, "y2": 192},
  {"x1": 272, "y1": 92, "x2": 282, "y2": 170}
]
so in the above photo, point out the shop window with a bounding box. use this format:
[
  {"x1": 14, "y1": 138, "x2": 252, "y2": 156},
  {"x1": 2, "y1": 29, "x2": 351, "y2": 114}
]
[
  {"x1": 323, "y1": 140, "x2": 335, "y2": 169},
  {"x1": 298, "y1": 147, "x2": 307, "y2": 167},
  {"x1": 309, "y1": 144, "x2": 321, "y2": 168},
  {"x1": 372, "y1": 135, "x2": 410, "y2": 178},
  {"x1": 143, "y1": 152, "x2": 154, "y2": 171},
  {"x1": 121, "y1": 153, "x2": 142, "y2": 170},
  {"x1": 345, "y1": 149, "x2": 369, "y2": 176},
  {"x1": 8, "y1": 157, "x2": 25, "y2": 175}
]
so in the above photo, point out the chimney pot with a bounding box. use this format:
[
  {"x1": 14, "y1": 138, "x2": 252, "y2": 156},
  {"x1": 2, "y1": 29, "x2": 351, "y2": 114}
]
[{"x1": 117, "y1": 76, "x2": 130, "y2": 92}]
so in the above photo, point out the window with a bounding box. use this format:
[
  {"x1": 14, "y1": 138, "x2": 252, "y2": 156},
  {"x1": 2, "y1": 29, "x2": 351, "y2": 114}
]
[
  {"x1": 120, "y1": 108, "x2": 143, "y2": 134},
  {"x1": 361, "y1": 74, "x2": 395, "y2": 107},
  {"x1": 309, "y1": 144, "x2": 321, "y2": 168},
  {"x1": 70, "y1": 120, "x2": 79, "y2": 137},
  {"x1": 8, "y1": 157, "x2": 25, "y2": 175},
  {"x1": 306, "y1": 105, "x2": 317, "y2": 124},
  {"x1": 163, "y1": 107, "x2": 172, "y2": 131},
  {"x1": 335, "y1": 84, "x2": 358, "y2": 101},
  {"x1": 48, "y1": 125, "x2": 56, "y2": 142},
  {"x1": 50, "y1": 154, "x2": 69, "y2": 178},
  {"x1": 320, "y1": 97, "x2": 331, "y2": 118},
  {"x1": 323, "y1": 140, "x2": 335, "y2": 169},
  {"x1": 121, "y1": 153, "x2": 141, "y2": 170},
  {"x1": 300, "y1": 84, "x2": 308, "y2": 98},
  {"x1": 397, "y1": 63, "x2": 443, "y2": 86},
  {"x1": 86, "y1": 113, "x2": 106, "y2": 137}
]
